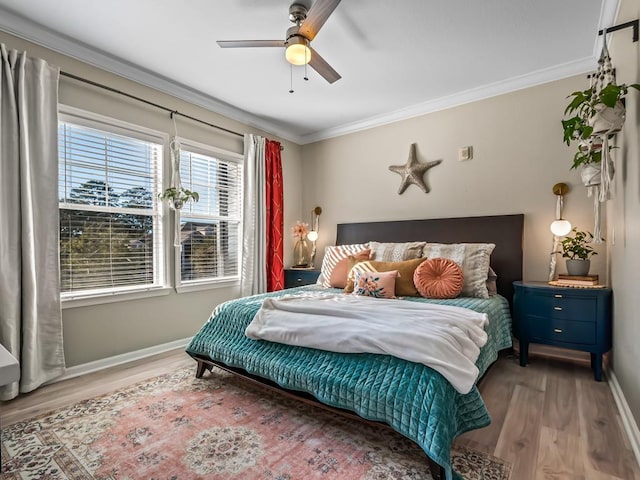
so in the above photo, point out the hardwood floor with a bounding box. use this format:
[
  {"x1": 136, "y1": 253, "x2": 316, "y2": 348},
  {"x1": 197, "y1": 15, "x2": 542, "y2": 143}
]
[
  {"x1": 0, "y1": 348, "x2": 193, "y2": 426},
  {"x1": 458, "y1": 352, "x2": 640, "y2": 480},
  {"x1": 2, "y1": 348, "x2": 638, "y2": 479}
]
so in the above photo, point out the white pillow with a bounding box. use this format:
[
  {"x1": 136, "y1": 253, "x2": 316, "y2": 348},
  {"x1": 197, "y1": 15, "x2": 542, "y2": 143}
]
[{"x1": 421, "y1": 243, "x2": 496, "y2": 298}]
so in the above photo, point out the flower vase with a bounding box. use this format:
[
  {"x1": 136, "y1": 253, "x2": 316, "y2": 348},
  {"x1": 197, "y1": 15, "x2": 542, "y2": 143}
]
[{"x1": 293, "y1": 238, "x2": 311, "y2": 267}]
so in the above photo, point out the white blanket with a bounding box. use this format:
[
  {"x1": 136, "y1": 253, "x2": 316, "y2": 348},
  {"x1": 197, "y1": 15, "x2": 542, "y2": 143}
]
[{"x1": 245, "y1": 294, "x2": 489, "y2": 394}]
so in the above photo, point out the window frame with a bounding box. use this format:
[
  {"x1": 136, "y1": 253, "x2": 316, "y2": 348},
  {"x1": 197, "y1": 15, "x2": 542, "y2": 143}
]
[
  {"x1": 172, "y1": 137, "x2": 243, "y2": 293},
  {"x1": 59, "y1": 105, "x2": 171, "y2": 308}
]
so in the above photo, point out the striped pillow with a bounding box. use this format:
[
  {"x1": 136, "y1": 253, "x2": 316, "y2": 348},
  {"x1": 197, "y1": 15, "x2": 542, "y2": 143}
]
[
  {"x1": 318, "y1": 243, "x2": 369, "y2": 287},
  {"x1": 369, "y1": 241, "x2": 426, "y2": 262},
  {"x1": 421, "y1": 243, "x2": 496, "y2": 298},
  {"x1": 329, "y1": 248, "x2": 371, "y2": 288}
]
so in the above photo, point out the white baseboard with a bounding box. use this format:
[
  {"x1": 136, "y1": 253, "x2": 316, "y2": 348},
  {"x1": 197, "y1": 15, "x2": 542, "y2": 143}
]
[
  {"x1": 607, "y1": 369, "x2": 640, "y2": 466},
  {"x1": 51, "y1": 337, "x2": 192, "y2": 384}
]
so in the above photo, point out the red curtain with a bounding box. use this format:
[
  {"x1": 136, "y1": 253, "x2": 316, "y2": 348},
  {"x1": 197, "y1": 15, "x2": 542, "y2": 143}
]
[{"x1": 265, "y1": 140, "x2": 284, "y2": 291}]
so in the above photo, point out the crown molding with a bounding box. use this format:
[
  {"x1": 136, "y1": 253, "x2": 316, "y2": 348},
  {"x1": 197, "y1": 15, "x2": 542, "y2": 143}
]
[
  {"x1": 1, "y1": 6, "x2": 605, "y2": 147},
  {"x1": 300, "y1": 56, "x2": 598, "y2": 144},
  {"x1": 0, "y1": 7, "x2": 304, "y2": 145}
]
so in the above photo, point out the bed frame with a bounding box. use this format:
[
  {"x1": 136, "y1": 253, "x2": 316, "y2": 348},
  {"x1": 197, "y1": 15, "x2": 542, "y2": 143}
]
[{"x1": 190, "y1": 213, "x2": 524, "y2": 480}]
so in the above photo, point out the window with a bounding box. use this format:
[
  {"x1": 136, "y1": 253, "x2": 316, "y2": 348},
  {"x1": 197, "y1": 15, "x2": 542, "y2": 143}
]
[
  {"x1": 177, "y1": 141, "x2": 243, "y2": 286},
  {"x1": 58, "y1": 111, "x2": 164, "y2": 299}
]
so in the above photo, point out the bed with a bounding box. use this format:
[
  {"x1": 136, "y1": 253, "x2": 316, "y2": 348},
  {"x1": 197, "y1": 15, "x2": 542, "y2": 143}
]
[{"x1": 186, "y1": 214, "x2": 524, "y2": 480}]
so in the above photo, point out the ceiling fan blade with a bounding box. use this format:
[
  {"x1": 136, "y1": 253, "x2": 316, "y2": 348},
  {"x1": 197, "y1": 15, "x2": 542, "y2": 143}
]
[
  {"x1": 217, "y1": 40, "x2": 284, "y2": 48},
  {"x1": 299, "y1": 0, "x2": 342, "y2": 41},
  {"x1": 309, "y1": 47, "x2": 341, "y2": 84}
]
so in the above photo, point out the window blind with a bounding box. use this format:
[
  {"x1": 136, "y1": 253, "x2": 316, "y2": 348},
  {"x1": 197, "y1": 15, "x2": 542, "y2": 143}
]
[
  {"x1": 178, "y1": 149, "x2": 242, "y2": 283},
  {"x1": 58, "y1": 121, "x2": 164, "y2": 295}
]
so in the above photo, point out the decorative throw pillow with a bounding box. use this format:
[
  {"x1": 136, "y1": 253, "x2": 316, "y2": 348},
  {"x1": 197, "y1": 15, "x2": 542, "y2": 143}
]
[
  {"x1": 352, "y1": 270, "x2": 398, "y2": 299},
  {"x1": 317, "y1": 243, "x2": 369, "y2": 287},
  {"x1": 329, "y1": 249, "x2": 371, "y2": 288},
  {"x1": 421, "y1": 243, "x2": 496, "y2": 298},
  {"x1": 413, "y1": 258, "x2": 464, "y2": 299},
  {"x1": 369, "y1": 241, "x2": 426, "y2": 262},
  {"x1": 345, "y1": 257, "x2": 427, "y2": 296}
]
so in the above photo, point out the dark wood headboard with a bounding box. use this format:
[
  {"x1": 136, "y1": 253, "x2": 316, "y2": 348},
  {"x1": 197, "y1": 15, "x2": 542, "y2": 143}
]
[{"x1": 335, "y1": 214, "x2": 524, "y2": 306}]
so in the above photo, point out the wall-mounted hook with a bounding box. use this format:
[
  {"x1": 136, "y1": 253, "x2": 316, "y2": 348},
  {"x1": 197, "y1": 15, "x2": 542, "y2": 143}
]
[{"x1": 598, "y1": 19, "x2": 639, "y2": 42}]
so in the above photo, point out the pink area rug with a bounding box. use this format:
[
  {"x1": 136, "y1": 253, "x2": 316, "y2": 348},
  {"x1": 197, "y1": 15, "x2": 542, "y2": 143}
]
[{"x1": 1, "y1": 365, "x2": 510, "y2": 479}]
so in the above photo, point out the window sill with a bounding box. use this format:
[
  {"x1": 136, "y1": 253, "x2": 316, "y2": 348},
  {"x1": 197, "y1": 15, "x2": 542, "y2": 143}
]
[
  {"x1": 175, "y1": 279, "x2": 240, "y2": 294},
  {"x1": 62, "y1": 286, "x2": 172, "y2": 309}
]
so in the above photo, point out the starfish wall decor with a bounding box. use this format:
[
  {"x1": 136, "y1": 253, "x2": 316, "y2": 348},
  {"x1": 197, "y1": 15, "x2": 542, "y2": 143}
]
[{"x1": 389, "y1": 143, "x2": 442, "y2": 194}]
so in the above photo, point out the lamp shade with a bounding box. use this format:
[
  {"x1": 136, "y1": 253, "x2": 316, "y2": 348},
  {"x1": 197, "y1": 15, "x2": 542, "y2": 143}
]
[
  {"x1": 307, "y1": 230, "x2": 318, "y2": 242},
  {"x1": 550, "y1": 219, "x2": 572, "y2": 236}
]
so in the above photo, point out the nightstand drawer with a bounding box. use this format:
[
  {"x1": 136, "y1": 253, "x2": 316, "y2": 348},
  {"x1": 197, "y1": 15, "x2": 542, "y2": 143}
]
[
  {"x1": 526, "y1": 316, "x2": 596, "y2": 345},
  {"x1": 284, "y1": 269, "x2": 320, "y2": 288},
  {"x1": 524, "y1": 292, "x2": 597, "y2": 323}
]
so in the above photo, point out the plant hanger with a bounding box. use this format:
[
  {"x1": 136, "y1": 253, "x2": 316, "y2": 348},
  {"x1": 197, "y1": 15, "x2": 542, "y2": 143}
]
[
  {"x1": 159, "y1": 113, "x2": 200, "y2": 247},
  {"x1": 562, "y1": 20, "x2": 640, "y2": 243}
]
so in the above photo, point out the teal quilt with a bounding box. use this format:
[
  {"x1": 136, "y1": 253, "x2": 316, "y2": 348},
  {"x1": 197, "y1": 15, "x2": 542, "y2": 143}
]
[{"x1": 186, "y1": 286, "x2": 513, "y2": 480}]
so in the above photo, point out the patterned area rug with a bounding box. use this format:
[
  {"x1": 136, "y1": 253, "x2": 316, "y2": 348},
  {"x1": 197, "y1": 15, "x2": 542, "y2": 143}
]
[{"x1": 1, "y1": 366, "x2": 511, "y2": 479}]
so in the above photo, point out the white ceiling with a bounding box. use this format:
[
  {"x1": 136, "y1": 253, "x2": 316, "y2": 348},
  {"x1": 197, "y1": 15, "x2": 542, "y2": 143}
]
[{"x1": 0, "y1": 0, "x2": 616, "y2": 144}]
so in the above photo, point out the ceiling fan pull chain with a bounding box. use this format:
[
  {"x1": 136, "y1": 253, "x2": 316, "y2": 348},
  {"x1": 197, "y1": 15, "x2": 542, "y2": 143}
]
[
  {"x1": 304, "y1": 42, "x2": 309, "y2": 81},
  {"x1": 289, "y1": 63, "x2": 294, "y2": 93}
]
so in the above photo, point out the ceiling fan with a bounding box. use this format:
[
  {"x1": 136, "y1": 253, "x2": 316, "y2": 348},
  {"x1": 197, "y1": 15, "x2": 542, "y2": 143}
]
[{"x1": 217, "y1": 0, "x2": 342, "y2": 84}]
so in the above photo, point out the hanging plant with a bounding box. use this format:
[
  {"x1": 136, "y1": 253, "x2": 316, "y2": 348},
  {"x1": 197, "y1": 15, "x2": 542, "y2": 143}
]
[
  {"x1": 561, "y1": 39, "x2": 639, "y2": 244},
  {"x1": 158, "y1": 187, "x2": 199, "y2": 210},
  {"x1": 562, "y1": 82, "x2": 640, "y2": 169}
]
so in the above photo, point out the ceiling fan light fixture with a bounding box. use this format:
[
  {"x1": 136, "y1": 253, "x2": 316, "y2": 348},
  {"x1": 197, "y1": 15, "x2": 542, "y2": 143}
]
[{"x1": 285, "y1": 36, "x2": 311, "y2": 65}]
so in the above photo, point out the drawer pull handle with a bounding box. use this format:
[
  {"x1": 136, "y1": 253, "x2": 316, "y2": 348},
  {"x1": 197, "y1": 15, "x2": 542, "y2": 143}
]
[
  {"x1": 554, "y1": 328, "x2": 563, "y2": 333},
  {"x1": 554, "y1": 294, "x2": 563, "y2": 298},
  {"x1": 553, "y1": 306, "x2": 563, "y2": 311}
]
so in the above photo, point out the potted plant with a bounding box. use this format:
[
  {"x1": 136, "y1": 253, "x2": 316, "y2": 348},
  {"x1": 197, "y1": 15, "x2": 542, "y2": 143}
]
[
  {"x1": 158, "y1": 187, "x2": 199, "y2": 210},
  {"x1": 560, "y1": 228, "x2": 598, "y2": 276},
  {"x1": 562, "y1": 82, "x2": 640, "y2": 170}
]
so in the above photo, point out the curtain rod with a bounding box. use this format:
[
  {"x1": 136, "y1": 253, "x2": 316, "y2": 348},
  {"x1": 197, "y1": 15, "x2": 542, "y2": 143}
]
[{"x1": 60, "y1": 71, "x2": 285, "y2": 151}]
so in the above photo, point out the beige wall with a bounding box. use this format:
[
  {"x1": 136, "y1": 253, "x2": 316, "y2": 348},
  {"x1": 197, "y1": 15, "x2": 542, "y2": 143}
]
[
  {"x1": 0, "y1": 31, "x2": 305, "y2": 367},
  {"x1": 301, "y1": 76, "x2": 606, "y2": 282},
  {"x1": 608, "y1": 0, "x2": 640, "y2": 429}
]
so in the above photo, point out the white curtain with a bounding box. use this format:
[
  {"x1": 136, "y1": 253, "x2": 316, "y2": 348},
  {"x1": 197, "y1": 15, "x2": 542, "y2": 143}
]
[
  {"x1": 241, "y1": 134, "x2": 267, "y2": 296},
  {"x1": 0, "y1": 44, "x2": 65, "y2": 400}
]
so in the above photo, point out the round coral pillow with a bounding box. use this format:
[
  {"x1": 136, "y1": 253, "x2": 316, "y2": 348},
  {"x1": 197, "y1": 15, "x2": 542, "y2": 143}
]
[{"x1": 413, "y1": 257, "x2": 464, "y2": 299}]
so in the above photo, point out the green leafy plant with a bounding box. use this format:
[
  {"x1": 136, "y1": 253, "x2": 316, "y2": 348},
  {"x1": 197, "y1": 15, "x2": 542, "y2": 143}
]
[
  {"x1": 560, "y1": 228, "x2": 598, "y2": 260},
  {"x1": 158, "y1": 187, "x2": 199, "y2": 209},
  {"x1": 562, "y1": 82, "x2": 640, "y2": 169}
]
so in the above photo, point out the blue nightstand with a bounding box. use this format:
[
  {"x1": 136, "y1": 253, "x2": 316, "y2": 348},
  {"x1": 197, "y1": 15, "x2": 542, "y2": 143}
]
[
  {"x1": 513, "y1": 281, "x2": 612, "y2": 381},
  {"x1": 284, "y1": 268, "x2": 321, "y2": 289}
]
